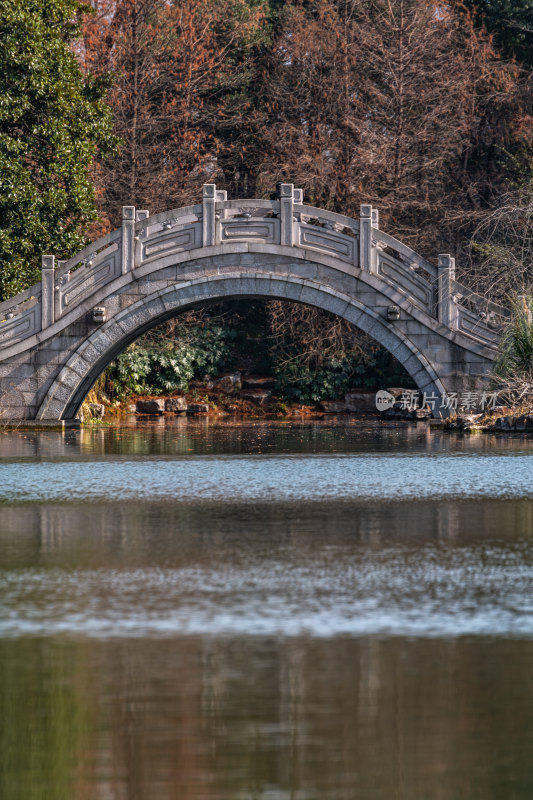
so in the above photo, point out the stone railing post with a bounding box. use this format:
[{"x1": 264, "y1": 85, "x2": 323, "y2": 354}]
[
  {"x1": 279, "y1": 183, "x2": 294, "y2": 246},
  {"x1": 41, "y1": 255, "x2": 55, "y2": 329},
  {"x1": 136, "y1": 209, "x2": 149, "y2": 230},
  {"x1": 215, "y1": 189, "x2": 228, "y2": 222},
  {"x1": 371, "y1": 208, "x2": 379, "y2": 229},
  {"x1": 359, "y1": 204, "x2": 373, "y2": 272},
  {"x1": 214, "y1": 189, "x2": 228, "y2": 243},
  {"x1": 134, "y1": 210, "x2": 149, "y2": 264},
  {"x1": 121, "y1": 206, "x2": 135, "y2": 273},
  {"x1": 438, "y1": 254, "x2": 457, "y2": 328},
  {"x1": 202, "y1": 184, "x2": 216, "y2": 247}
]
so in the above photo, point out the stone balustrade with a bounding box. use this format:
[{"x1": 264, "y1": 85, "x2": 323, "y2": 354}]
[{"x1": 0, "y1": 183, "x2": 508, "y2": 357}]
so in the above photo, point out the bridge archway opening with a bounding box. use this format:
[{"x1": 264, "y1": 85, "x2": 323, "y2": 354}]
[
  {"x1": 81, "y1": 296, "x2": 417, "y2": 413},
  {"x1": 36, "y1": 272, "x2": 446, "y2": 421}
]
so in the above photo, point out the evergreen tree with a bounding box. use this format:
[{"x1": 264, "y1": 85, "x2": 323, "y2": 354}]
[
  {"x1": 0, "y1": 0, "x2": 117, "y2": 300},
  {"x1": 462, "y1": 0, "x2": 533, "y2": 67}
]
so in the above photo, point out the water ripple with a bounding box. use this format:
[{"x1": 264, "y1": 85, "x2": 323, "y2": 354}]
[
  {"x1": 2, "y1": 452, "x2": 533, "y2": 503},
  {"x1": 2, "y1": 544, "x2": 532, "y2": 638}
]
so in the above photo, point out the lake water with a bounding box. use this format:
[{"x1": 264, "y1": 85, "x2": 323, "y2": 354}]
[{"x1": 1, "y1": 418, "x2": 533, "y2": 799}]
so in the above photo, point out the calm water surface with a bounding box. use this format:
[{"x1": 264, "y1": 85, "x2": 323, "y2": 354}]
[{"x1": 1, "y1": 418, "x2": 533, "y2": 799}]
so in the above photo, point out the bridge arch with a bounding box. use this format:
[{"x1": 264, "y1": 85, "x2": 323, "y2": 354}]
[
  {"x1": 0, "y1": 183, "x2": 507, "y2": 422},
  {"x1": 37, "y1": 270, "x2": 445, "y2": 420}
]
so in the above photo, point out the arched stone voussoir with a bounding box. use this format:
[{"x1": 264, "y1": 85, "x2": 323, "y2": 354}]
[
  {"x1": 35, "y1": 271, "x2": 448, "y2": 420},
  {"x1": 56, "y1": 364, "x2": 88, "y2": 392},
  {"x1": 114, "y1": 296, "x2": 167, "y2": 336},
  {"x1": 265, "y1": 275, "x2": 304, "y2": 302},
  {"x1": 298, "y1": 284, "x2": 350, "y2": 318}
]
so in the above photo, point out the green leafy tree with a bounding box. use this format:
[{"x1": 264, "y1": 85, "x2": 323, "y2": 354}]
[
  {"x1": 0, "y1": 0, "x2": 118, "y2": 300},
  {"x1": 461, "y1": 0, "x2": 533, "y2": 67}
]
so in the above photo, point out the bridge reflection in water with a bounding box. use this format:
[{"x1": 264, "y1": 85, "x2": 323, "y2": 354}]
[{"x1": 1, "y1": 420, "x2": 533, "y2": 798}]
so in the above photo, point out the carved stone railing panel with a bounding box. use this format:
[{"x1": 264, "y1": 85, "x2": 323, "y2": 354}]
[
  {"x1": 57, "y1": 243, "x2": 121, "y2": 316},
  {"x1": 217, "y1": 200, "x2": 276, "y2": 216},
  {"x1": 56, "y1": 229, "x2": 122, "y2": 281},
  {"x1": 0, "y1": 283, "x2": 41, "y2": 326},
  {"x1": 0, "y1": 303, "x2": 41, "y2": 349},
  {"x1": 219, "y1": 217, "x2": 280, "y2": 244},
  {"x1": 457, "y1": 306, "x2": 501, "y2": 346},
  {"x1": 451, "y1": 279, "x2": 509, "y2": 347},
  {"x1": 0, "y1": 285, "x2": 41, "y2": 325},
  {"x1": 452, "y1": 279, "x2": 511, "y2": 322},
  {"x1": 139, "y1": 222, "x2": 202, "y2": 264},
  {"x1": 135, "y1": 205, "x2": 202, "y2": 237},
  {"x1": 298, "y1": 223, "x2": 356, "y2": 264},
  {"x1": 295, "y1": 205, "x2": 360, "y2": 237},
  {"x1": 373, "y1": 229, "x2": 437, "y2": 284},
  {"x1": 376, "y1": 251, "x2": 435, "y2": 314}
]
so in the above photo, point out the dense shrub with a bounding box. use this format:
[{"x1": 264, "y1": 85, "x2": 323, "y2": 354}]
[
  {"x1": 106, "y1": 323, "x2": 235, "y2": 397},
  {"x1": 101, "y1": 301, "x2": 414, "y2": 403},
  {"x1": 493, "y1": 295, "x2": 533, "y2": 398}
]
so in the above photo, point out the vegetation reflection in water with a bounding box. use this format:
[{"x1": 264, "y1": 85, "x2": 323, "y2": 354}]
[
  {"x1": 1, "y1": 498, "x2": 533, "y2": 639},
  {"x1": 2, "y1": 635, "x2": 533, "y2": 800},
  {"x1": 0, "y1": 420, "x2": 533, "y2": 799}
]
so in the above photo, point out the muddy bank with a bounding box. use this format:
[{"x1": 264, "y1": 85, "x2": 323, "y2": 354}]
[
  {"x1": 444, "y1": 408, "x2": 533, "y2": 434},
  {"x1": 81, "y1": 377, "x2": 383, "y2": 422}
]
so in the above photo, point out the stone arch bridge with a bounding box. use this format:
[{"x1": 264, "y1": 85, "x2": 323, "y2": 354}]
[{"x1": 0, "y1": 184, "x2": 508, "y2": 424}]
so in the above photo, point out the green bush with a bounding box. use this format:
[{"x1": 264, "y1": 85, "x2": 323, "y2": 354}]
[
  {"x1": 494, "y1": 294, "x2": 533, "y2": 383},
  {"x1": 271, "y1": 348, "x2": 413, "y2": 404},
  {"x1": 106, "y1": 324, "x2": 235, "y2": 397},
  {"x1": 100, "y1": 301, "x2": 415, "y2": 403},
  {"x1": 272, "y1": 354, "x2": 360, "y2": 404}
]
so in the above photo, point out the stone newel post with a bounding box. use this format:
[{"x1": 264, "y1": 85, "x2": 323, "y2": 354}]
[
  {"x1": 134, "y1": 210, "x2": 149, "y2": 264},
  {"x1": 121, "y1": 206, "x2": 136, "y2": 274},
  {"x1": 215, "y1": 190, "x2": 227, "y2": 222},
  {"x1": 438, "y1": 254, "x2": 457, "y2": 329},
  {"x1": 279, "y1": 183, "x2": 294, "y2": 246},
  {"x1": 41, "y1": 255, "x2": 55, "y2": 330},
  {"x1": 359, "y1": 204, "x2": 373, "y2": 272},
  {"x1": 202, "y1": 184, "x2": 216, "y2": 247},
  {"x1": 136, "y1": 209, "x2": 149, "y2": 231}
]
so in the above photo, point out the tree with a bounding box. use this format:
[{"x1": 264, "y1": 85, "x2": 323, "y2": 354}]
[
  {"x1": 0, "y1": 0, "x2": 117, "y2": 300},
  {"x1": 468, "y1": 181, "x2": 533, "y2": 301},
  {"x1": 458, "y1": 0, "x2": 533, "y2": 299},
  {"x1": 82, "y1": 0, "x2": 270, "y2": 226},
  {"x1": 462, "y1": 0, "x2": 533, "y2": 67},
  {"x1": 256, "y1": 0, "x2": 527, "y2": 261}
]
